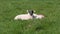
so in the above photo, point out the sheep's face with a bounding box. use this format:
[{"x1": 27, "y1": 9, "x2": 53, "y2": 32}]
[
  {"x1": 27, "y1": 10, "x2": 34, "y2": 16},
  {"x1": 29, "y1": 10, "x2": 34, "y2": 16}
]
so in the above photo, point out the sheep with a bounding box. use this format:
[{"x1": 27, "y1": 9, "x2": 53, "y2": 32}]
[{"x1": 14, "y1": 10, "x2": 44, "y2": 20}]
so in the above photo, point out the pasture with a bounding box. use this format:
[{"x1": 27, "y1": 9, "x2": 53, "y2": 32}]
[{"x1": 0, "y1": 0, "x2": 60, "y2": 34}]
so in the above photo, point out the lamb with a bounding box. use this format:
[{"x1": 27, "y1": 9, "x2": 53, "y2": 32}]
[{"x1": 14, "y1": 10, "x2": 44, "y2": 20}]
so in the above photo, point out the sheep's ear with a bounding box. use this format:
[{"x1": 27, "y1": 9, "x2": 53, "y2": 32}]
[
  {"x1": 34, "y1": 10, "x2": 36, "y2": 12},
  {"x1": 27, "y1": 10, "x2": 28, "y2": 12}
]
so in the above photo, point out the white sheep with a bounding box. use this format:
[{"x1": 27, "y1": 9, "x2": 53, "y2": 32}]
[{"x1": 14, "y1": 10, "x2": 44, "y2": 20}]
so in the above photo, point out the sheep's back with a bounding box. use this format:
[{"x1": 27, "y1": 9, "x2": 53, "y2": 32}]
[{"x1": 14, "y1": 14, "x2": 32, "y2": 20}]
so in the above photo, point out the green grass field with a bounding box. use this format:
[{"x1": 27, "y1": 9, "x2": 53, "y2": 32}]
[{"x1": 0, "y1": 0, "x2": 60, "y2": 34}]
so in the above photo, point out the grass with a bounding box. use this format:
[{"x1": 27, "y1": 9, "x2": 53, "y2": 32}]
[{"x1": 0, "y1": 0, "x2": 60, "y2": 34}]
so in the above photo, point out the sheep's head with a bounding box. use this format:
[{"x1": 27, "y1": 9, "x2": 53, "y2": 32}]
[{"x1": 27, "y1": 10, "x2": 35, "y2": 16}]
